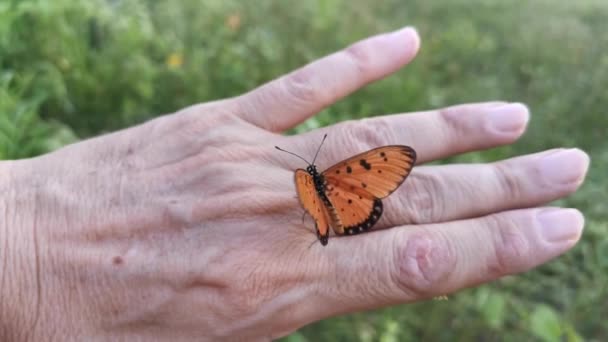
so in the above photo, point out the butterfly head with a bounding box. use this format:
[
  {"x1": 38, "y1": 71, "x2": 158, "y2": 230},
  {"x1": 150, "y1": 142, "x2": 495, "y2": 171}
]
[{"x1": 306, "y1": 164, "x2": 318, "y2": 175}]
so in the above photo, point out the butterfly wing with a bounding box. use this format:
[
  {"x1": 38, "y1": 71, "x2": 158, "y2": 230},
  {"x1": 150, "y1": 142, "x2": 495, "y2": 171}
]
[
  {"x1": 324, "y1": 145, "x2": 416, "y2": 198},
  {"x1": 294, "y1": 169, "x2": 332, "y2": 245},
  {"x1": 324, "y1": 189, "x2": 383, "y2": 235},
  {"x1": 322, "y1": 145, "x2": 416, "y2": 235}
]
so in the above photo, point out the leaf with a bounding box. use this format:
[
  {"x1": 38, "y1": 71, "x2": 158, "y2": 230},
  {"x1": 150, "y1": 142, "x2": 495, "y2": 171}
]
[
  {"x1": 483, "y1": 293, "x2": 506, "y2": 329},
  {"x1": 475, "y1": 288, "x2": 506, "y2": 329},
  {"x1": 379, "y1": 319, "x2": 400, "y2": 342},
  {"x1": 564, "y1": 323, "x2": 584, "y2": 342},
  {"x1": 530, "y1": 305, "x2": 562, "y2": 342},
  {"x1": 282, "y1": 331, "x2": 308, "y2": 342}
]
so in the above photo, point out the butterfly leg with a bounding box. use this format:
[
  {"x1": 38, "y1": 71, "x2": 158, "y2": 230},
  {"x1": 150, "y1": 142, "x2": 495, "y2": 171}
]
[{"x1": 301, "y1": 210, "x2": 308, "y2": 224}]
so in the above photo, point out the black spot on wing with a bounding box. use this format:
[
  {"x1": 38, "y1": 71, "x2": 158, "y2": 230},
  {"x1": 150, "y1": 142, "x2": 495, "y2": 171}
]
[
  {"x1": 360, "y1": 159, "x2": 371, "y2": 170},
  {"x1": 343, "y1": 199, "x2": 383, "y2": 235}
]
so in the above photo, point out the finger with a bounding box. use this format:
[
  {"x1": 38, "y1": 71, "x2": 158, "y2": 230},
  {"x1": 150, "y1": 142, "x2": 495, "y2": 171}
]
[
  {"x1": 292, "y1": 102, "x2": 529, "y2": 166},
  {"x1": 379, "y1": 148, "x2": 590, "y2": 227},
  {"x1": 236, "y1": 26, "x2": 420, "y2": 132},
  {"x1": 304, "y1": 207, "x2": 584, "y2": 319}
]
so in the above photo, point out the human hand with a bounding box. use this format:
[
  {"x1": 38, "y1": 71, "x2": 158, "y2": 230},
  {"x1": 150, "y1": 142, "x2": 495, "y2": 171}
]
[{"x1": 0, "y1": 27, "x2": 589, "y2": 341}]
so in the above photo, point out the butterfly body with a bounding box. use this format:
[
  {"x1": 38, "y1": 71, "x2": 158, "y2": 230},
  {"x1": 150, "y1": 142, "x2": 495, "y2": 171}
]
[
  {"x1": 302, "y1": 164, "x2": 335, "y2": 245},
  {"x1": 306, "y1": 165, "x2": 326, "y2": 199},
  {"x1": 277, "y1": 137, "x2": 416, "y2": 246}
]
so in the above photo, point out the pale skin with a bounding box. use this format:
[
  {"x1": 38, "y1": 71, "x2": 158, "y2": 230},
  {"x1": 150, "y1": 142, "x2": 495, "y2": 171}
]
[{"x1": 0, "y1": 27, "x2": 590, "y2": 341}]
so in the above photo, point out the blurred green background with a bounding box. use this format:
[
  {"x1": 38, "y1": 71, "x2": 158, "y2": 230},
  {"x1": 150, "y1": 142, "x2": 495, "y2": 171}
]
[{"x1": 1, "y1": 0, "x2": 606, "y2": 340}]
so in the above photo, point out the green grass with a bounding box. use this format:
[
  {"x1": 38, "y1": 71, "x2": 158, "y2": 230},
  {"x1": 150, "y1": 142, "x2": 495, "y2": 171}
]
[{"x1": 1, "y1": 0, "x2": 606, "y2": 340}]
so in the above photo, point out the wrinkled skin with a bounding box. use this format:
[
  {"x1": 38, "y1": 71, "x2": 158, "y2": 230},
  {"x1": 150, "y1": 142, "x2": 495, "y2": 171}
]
[{"x1": 0, "y1": 27, "x2": 589, "y2": 341}]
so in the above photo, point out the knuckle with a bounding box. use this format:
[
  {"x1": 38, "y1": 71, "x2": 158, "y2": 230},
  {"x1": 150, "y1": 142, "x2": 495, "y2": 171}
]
[
  {"x1": 488, "y1": 215, "x2": 530, "y2": 277},
  {"x1": 438, "y1": 105, "x2": 471, "y2": 140},
  {"x1": 213, "y1": 285, "x2": 268, "y2": 338},
  {"x1": 222, "y1": 270, "x2": 269, "y2": 319},
  {"x1": 282, "y1": 68, "x2": 320, "y2": 105},
  {"x1": 342, "y1": 118, "x2": 390, "y2": 150},
  {"x1": 232, "y1": 286, "x2": 266, "y2": 317},
  {"x1": 493, "y1": 162, "x2": 521, "y2": 201},
  {"x1": 399, "y1": 171, "x2": 445, "y2": 224},
  {"x1": 391, "y1": 231, "x2": 455, "y2": 298},
  {"x1": 175, "y1": 100, "x2": 242, "y2": 132},
  {"x1": 344, "y1": 41, "x2": 373, "y2": 76},
  {"x1": 200, "y1": 142, "x2": 259, "y2": 163}
]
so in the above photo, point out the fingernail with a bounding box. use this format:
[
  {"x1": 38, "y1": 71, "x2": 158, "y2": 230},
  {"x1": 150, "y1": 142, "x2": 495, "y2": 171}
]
[
  {"x1": 537, "y1": 208, "x2": 584, "y2": 243},
  {"x1": 391, "y1": 26, "x2": 418, "y2": 38},
  {"x1": 390, "y1": 26, "x2": 420, "y2": 46},
  {"x1": 487, "y1": 103, "x2": 529, "y2": 133},
  {"x1": 539, "y1": 149, "x2": 590, "y2": 185}
]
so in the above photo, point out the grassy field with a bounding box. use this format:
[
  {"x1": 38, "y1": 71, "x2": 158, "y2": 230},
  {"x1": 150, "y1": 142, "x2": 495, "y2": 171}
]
[{"x1": 1, "y1": 0, "x2": 607, "y2": 340}]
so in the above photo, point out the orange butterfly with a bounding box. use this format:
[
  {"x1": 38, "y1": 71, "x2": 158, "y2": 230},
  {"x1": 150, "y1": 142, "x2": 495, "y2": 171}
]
[{"x1": 276, "y1": 135, "x2": 416, "y2": 246}]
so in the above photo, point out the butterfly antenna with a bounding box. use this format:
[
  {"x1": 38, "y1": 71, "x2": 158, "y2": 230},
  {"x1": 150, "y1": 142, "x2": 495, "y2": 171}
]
[
  {"x1": 274, "y1": 146, "x2": 311, "y2": 165},
  {"x1": 311, "y1": 134, "x2": 328, "y2": 165}
]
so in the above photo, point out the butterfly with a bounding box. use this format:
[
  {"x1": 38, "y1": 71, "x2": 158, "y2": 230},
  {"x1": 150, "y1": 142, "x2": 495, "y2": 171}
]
[{"x1": 276, "y1": 134, "x2": 416, "y2": 246}]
